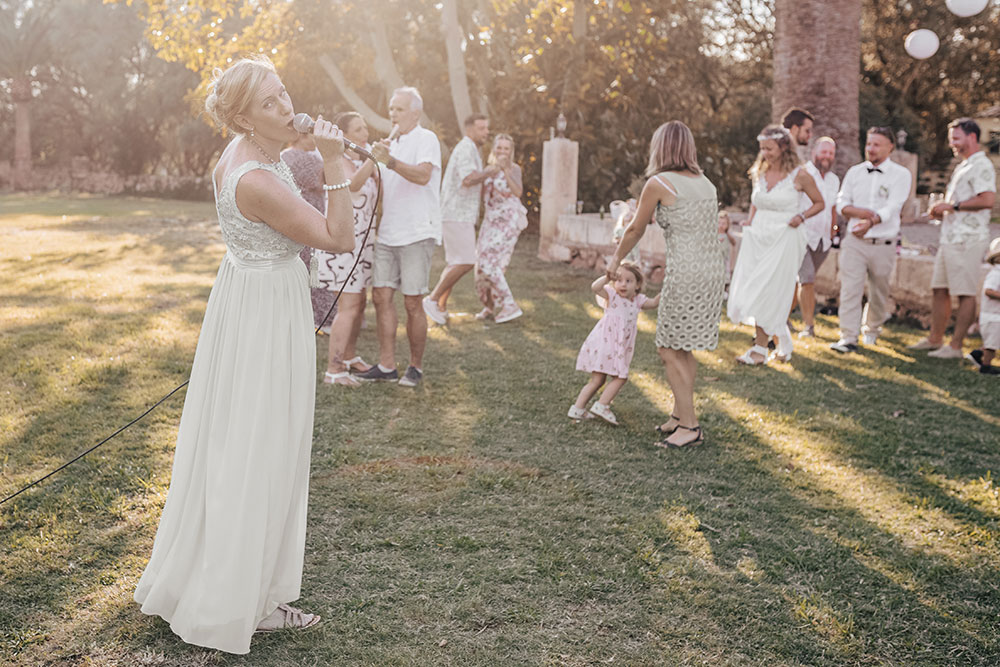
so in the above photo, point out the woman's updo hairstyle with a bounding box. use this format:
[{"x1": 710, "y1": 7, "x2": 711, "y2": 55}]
[{"x1": 204, "y1": 55, "x2": 277, "y2": 135}]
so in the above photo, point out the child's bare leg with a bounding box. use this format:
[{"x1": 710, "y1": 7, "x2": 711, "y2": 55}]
[
  {"x1": 596, "y1": 377, "x2": 628, "y2": 405},
  {"x1": 574, "y1": 372, "x2": 606, "y2": 409}
]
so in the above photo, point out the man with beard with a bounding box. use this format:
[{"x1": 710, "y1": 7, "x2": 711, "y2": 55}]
[
  {"x1": 782, "y1": 107, "x2": 814, "y2": 161},
  {"x1": 794, "y1": 137, "x2": 840, "y2": 338},
  {"x1": 424, "y1": 114, "x2": 498, "y2": 324},
  {"x1": 912, "y1": 117, "x2": 997, "y2": 360}
]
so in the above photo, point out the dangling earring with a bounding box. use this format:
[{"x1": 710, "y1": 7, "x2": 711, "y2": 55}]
[{"x1": 249, "y1": 127, "x2": 255, "y2": 137}]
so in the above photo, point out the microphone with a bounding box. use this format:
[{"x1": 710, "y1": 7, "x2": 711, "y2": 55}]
[{"x1": 292, "y1": 113, "x2": 378, "y2": 163}]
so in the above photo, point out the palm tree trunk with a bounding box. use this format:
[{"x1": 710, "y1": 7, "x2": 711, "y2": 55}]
[
  {"x1": 772, "y1": 0, "x2": 862, "y2": 176},
  {"x1": 12, "y1": 76, "x2": 32, "y2": 190}
]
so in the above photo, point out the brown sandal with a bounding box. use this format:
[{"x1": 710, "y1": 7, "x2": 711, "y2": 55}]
[{"x1": 254, "y1": 603, "x2": 321, "y2": 633}]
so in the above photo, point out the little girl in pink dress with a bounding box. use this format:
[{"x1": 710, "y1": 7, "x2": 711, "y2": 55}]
[{"x1": 570, "y1": 263, "x2": 660, "y2": 425}]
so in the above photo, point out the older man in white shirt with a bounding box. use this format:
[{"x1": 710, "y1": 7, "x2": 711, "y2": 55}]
[
  {"x1": 362, "y1": 86, "x2": 442, "y2": 387},
  {"x1": 912, "y1": 117, "x2": 998, "y2": 359},
  {"x1": 830, "y1": 126, "x2": 912, "y2": 353},
  {"x1": 423, "y1": 114, "x2": 498, "y2": 324},
  {"x1": 794, "y1": 137, "x2": 840, "y2": 338}
]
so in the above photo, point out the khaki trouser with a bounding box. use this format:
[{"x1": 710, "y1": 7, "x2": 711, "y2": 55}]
[{"x1": 837, "y1": 234, "x2": 897, "y2": 343}]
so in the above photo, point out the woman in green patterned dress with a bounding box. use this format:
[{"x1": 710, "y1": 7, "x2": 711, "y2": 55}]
[{"x1": 607, "y1": 121, "x2": 725, "y2": 448}]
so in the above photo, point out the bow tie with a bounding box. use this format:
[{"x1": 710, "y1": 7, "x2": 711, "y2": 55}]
[{"x1": 867, "y1": 167, "x2": 883, "y2": 174}]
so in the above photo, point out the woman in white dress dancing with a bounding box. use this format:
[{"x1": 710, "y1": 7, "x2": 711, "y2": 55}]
[
  {"x1": 727, "y1": 125, "x2": 824, "y2": 364},
  {"x1": 133, "y1": 56, "x2": 355, "y2": 654}
]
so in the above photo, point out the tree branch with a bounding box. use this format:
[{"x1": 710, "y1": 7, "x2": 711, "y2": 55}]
[{"x1": 317, "y1": 53, "x2": 392, "y2": 134}]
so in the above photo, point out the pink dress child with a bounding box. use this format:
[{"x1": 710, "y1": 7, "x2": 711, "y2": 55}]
[{"x1": 576, "y1": 284, "x2": 649, "y2": 379}]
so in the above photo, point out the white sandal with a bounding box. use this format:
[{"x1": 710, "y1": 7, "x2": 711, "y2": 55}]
[
  {"x1": 736, "y1": 345, "x2": 770, "y2": 365},
  {"x1": 567, "y1": 405, "x2": 595, "y2": 421},
  {"x1": 255, "y1": 603, "x2": 321, "y2": 633},
  {"x1": 589, "y1": 402, "x2": 619, "y2": 426},
  {"x1": 344, "y1": 356, "x2": 372, "y2": 373},
  {"x1": 324, "y1": 371, "x2": 360, "y2": 387}
]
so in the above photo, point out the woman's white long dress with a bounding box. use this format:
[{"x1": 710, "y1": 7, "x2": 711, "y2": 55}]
[
  {"x1": 134, "y1": 156, "x2": 316, "y2": 655},
  {"x1": 727, "y1": 168, "x2": 807, "y2": 336}
]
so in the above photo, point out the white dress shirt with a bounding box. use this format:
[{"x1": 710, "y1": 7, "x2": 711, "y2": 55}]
[
  {"x1": 800, "y1": 161, "x2": 840, "y2": 251},
  {"x1": 836, "y1": 158, "x2": 912, "y2": 241}
]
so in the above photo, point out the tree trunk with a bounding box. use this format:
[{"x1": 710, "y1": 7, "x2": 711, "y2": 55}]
[
  {"x1": 772, "y1": 0, "x2": 861, "y2": 177},
  {"x1": 318, "y1": 54, "x2": 392, "y2": 134},
  {"x1": 11, "y1": 76, "x2": 32, "y2": 191},
  {"x1": 441, "y1": 0, "x2": 473, "y2": 133}
]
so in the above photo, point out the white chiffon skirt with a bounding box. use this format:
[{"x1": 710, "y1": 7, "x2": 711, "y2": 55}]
[
  {"x1": 135, "y1": 251, "x2": 316, "y2": 654},
  {"x1": 727, "y1": 212, "x2": 807, "y2": 336}
]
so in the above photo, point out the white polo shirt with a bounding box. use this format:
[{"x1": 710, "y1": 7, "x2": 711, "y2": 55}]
[
  {"x1": 800, "y1": 161, "x2": 840, "y2": 251},
  {"x1": 379, "y1": 125, "x2": 442, "y2": 246},
  {"x1": 836, "y1": 158, "x2": 912, "y2": 241}
]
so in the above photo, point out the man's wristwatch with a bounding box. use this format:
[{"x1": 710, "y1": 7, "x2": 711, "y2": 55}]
[{"x1": 952, "y1": 201, "x2": 961, "y2": 212}]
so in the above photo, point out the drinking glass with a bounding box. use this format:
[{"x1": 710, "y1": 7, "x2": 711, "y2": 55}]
[{"x1": 926, "y1": 192, "x2": 944, "y2": 225}]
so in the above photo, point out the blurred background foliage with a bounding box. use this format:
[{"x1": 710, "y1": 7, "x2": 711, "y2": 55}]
[{"x1": 1, "y1": 0, "x2": 998, "y2": 208}]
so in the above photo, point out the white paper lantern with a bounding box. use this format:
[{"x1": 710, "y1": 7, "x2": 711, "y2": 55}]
[
  {"x1": 904, "y1": 29, "x2": 940, "y2": 59},
  {"x1": 946, "y1": 0, "x2": 989, "y2": 18}
]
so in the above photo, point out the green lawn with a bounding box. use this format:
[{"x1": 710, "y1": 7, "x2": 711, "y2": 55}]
[{"x1": 2, "y1": 193, "x2": 999, "y2": 666}]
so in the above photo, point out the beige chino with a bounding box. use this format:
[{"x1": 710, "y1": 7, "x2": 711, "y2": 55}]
[{"x1": 838, "y1": 233, "x2": 896, "y2": 343}]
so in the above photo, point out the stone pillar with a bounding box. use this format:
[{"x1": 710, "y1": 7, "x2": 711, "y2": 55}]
[
  {"x1": 538, "y1": 137, "x2": 578, "y2": 260},
  {"x1": 890, "y1": 150, "x2": 919, "y2": 222}
]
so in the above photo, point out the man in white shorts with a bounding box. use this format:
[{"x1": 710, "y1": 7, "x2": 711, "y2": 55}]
[
  {"x1": 362, "y1": 86, "x2": 442, "y2": 387},
  {"x1": 912, "y1": 118, "x2": 997, "y2": 359},
  {"x1": 423, "y1": 114, "x2": 498, "y2": 324},
  {"x1": 794, "y1": 137, "x2": 839, "y2": 338}
]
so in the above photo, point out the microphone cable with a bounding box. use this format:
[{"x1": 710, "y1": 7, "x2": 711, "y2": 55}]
[{"x1": 0, "y1": 155, "x2": 382, "y2": 510}]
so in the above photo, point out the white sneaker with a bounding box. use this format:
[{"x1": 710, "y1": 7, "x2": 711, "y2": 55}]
[
  {"x1": 588, "y1": 402, "x2": 619, "y2": 426},
  {"x1": 861, "y1": 333, "x2": 878, "y2": 346},
  {"x1": 927, "y1": 345, "x2": 963, "y2": 359},
  {"x1": 907, "y1": 337, "x2": 940, "y2": 351},
  {"x1": 422, "y1": 297, "x2": 448, "y2": 325},
  {"x1": 495, "y1": 307, "x2": 523, "y2": 324}
]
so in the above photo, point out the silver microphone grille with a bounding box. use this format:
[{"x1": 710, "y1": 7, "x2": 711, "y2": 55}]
[{"x1": 292, "y1": 113, "x2": 315, "y2": 133}]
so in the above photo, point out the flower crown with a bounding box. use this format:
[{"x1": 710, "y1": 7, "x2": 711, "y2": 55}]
[{"x1": 757, "y1": 127, "x2": 792, "y2": 143}]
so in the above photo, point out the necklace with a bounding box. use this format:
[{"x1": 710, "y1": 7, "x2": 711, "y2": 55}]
[{"x1": 245, "y1": 135, "x2": 279, "y2": 165}]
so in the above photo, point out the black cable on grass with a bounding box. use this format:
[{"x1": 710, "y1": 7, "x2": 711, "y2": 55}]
[{"x1": 0, "y1": 162, "x2": 382, "y2": 510}]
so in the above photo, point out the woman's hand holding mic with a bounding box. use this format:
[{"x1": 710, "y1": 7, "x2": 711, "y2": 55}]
[{"x1": 312, "y1": 115, "x2": 346, "y2": 161}]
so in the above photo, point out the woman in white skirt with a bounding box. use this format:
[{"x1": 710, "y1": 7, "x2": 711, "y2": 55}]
[
  {"x1": 727, "y1": 125, "x2": 824, "y2": 364},
  {"x1": 133, "y1": 56, "x2": 354, "y2": 654}
]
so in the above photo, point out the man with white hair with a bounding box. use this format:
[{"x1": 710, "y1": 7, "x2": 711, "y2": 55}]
[
  {"x1": 362, "y1": 86, "x2": 442, "y2": 387},
  {"x1": 794, "y1": 137, "x2": 840, "y2": 338}
]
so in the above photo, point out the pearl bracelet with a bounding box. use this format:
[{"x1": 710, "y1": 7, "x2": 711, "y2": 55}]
[{"x1": 322, "y1": 180, "x2": 351, "y2": 191}]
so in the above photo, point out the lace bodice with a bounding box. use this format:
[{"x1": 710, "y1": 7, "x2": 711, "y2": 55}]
[
  {"x1": 214, "y1": 159, "x2": 305, "y2": 261},
  {"x1": 751, "y1": 167, "x2": 800, "y2": 214}
]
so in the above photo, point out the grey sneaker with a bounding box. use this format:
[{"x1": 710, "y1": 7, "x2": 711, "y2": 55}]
[
  {"x1": 830, "y1": 339, "x2": 858, "y2": 354},
  {"x1": 422, "y1": 297, "x2": 448, "y2": 325},
  {"x1": 862, "y1": 333, "x2": 878, "y2": 346},
  {"x1": 355, "y1": 365, "x2": 398, "y2": 382},
  {"x1": 398, "y1": 366, "x2": 423, "y2": 387}
]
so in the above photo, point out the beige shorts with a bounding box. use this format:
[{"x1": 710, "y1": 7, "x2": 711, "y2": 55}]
[
  {"x1": 372, "y1": 239, "x2": 434, "y2": 296},
  {"x1": 982, "y1": 320, "x2": 1000, "y2": 351},
  {"x1": 441, "y1": 220, "x2": 477, "y2": 266},
  {"x1": 931, "y1": 239, "x2": 990, "y2": 296}
]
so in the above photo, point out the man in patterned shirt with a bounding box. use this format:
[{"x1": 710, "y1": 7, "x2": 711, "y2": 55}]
[
  {"x1": 912, "y1": 118, "x2": 997, "y2": 359},
  {"x1": 423, "y1": 114, "x2": 497, "y2": 324}
]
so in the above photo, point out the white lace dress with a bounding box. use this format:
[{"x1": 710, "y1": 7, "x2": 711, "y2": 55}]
[
  {"x1": 134, "y1": 154, "x2": 316, "y2": 655},
  {"x1": 727, "y1": 168, "x2": 807, "y2": 336}
]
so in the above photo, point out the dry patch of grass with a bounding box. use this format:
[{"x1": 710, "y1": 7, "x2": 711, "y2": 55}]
[{"x1": 2, "y1": 194, "x2": 999, "y2": 665}]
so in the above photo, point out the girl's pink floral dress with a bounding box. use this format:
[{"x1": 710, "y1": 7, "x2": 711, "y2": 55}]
[{"x1": 575, "y1": 285, "x2": 648, "y2": 379}]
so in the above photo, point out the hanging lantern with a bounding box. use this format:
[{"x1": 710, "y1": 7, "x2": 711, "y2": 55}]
[
  {"x1": 945, "y1": 0, "x2": 988, "y2": 18},
  {"x1": 904, "y1": 29, "x2": 940, "y2": 59}
]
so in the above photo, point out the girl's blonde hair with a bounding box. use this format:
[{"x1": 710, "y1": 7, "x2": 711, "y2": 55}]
[
  {"x1": 487, "y1": 133, "x2": 515, "y2": 165},
  {"x1": 748, "y1": 124, "x2": 799, "y2": 180},
  {"x1": 646, "y1": 121, "x2": 701, "y2": 177},
  {"x1": 619, "y1": 262, "x2": 644, "y2": 291},
  {"x1": 204, "y1": 55, "x2": 277, "y2": 135}
]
